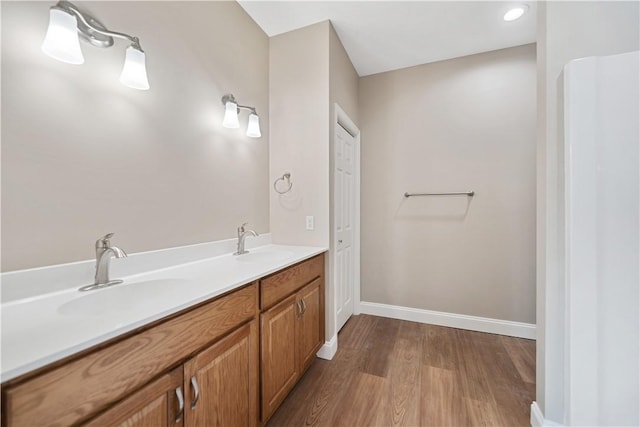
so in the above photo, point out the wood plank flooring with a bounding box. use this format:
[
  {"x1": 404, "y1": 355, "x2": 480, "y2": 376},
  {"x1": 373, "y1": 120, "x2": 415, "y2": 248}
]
[{"x1": 265, "y1": 314, "x2": 535, "y2": 427}]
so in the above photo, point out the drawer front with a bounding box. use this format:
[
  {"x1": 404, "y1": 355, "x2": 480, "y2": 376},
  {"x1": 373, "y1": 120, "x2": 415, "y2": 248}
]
[
  {"x1": 3, "y1": 283, "x2": 258, "y2": 427},
  {"x1": 83, "y1": 367, "x2": 183, "y2": 427},
  {"x1": 260, "y1": 255, "x2": 323, "y2": 310}
]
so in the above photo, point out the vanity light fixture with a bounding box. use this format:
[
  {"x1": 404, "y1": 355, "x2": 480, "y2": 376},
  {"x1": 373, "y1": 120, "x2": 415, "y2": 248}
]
[
  {"x1": 221, "y1": 94, "x2": 262, "y2": 138},
  {"x1": 503, "y1": 5, "x2": 529, "y2": 21},
  {"x1": 41, "y1": 1, "x2": 150, "y2": 90}
]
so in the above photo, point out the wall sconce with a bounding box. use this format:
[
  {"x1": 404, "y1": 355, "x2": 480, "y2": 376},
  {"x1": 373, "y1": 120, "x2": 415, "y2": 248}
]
[
  {"x1": 221, "y1": 94, "x2": 261, "y2": 138},
  {"x1": 41, "y1": 1, "x2": 150, "y2": 90}
]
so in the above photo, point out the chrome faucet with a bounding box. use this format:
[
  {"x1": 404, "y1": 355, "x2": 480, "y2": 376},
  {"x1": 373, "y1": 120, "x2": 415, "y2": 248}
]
[
  {"x1": 234, "y1": 223, "x2": 258, "y2": 256},
  {"x1": 79, "y1": 233, "x2": 127, "y2": 291}
]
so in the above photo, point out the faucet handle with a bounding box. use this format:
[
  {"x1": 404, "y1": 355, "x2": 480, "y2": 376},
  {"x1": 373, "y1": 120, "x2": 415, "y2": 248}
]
[
  {"x1": 238, "y1": 222, "x2": 248, "y2": 233},
  {"x1": 96, "y1": 233, "x2": 115, "y2": 249}
]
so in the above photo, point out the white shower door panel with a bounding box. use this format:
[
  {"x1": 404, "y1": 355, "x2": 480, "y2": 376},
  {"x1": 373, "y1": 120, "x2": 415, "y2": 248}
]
[{"x1": 564, "y1": 50, "x2": 639, "y2": 427}]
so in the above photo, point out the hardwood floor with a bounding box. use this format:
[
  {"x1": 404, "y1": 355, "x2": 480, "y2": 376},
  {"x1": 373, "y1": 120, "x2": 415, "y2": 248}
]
[{"x1": 265, "y1": 314, "x2": 535, "y2": 427}]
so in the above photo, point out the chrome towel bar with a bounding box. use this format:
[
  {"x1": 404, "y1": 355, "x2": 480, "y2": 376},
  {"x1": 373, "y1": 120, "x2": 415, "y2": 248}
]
[{"x1": 404, "y1": 191, "x2": 475, "y2": 198}]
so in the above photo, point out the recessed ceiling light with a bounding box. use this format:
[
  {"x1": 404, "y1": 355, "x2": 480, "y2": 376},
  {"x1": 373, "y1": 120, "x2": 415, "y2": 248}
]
[{"x1": 504, "y1": 5, "x2": 529, "y2": 21}]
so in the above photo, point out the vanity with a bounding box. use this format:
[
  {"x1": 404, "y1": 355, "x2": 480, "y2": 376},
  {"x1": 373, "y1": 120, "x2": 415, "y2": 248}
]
[{"x1": 1, "y1": 245, "x2": 326, "y2": 427}]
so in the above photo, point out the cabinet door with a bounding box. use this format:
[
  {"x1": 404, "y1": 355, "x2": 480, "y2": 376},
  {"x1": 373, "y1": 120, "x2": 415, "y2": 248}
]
[
  {"x1": 297, "y1": 277, "x2": 323, "y2": 371},
  {"x1": 184, "y1": 321, "x2": 258, "y2": 427},
  {"x1": 84, "y1": 368, "x2": 184, "y2": 427},
  {"x1": 260, "y1": 293, "x2": 299, "y2": 421}
]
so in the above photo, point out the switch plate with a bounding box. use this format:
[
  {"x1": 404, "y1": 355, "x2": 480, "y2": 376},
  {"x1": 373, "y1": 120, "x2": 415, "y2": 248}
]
[{"x1": 305, "y1": 216, "x2": 314, "y2": 230}]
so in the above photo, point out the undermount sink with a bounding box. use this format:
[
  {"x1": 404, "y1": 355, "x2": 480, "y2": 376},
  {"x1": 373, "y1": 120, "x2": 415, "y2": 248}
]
[
  {"x1": 58, "y1": 279, "x2": 191, "y2": 317},
  {"x1": 234, "y1": 249, "x2": 294, "y2": 263}
]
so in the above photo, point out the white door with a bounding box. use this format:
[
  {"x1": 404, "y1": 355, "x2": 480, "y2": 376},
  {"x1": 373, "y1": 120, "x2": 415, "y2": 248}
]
[{"x1": 335, "y1": 122, "x2": 356, "y2": 332}]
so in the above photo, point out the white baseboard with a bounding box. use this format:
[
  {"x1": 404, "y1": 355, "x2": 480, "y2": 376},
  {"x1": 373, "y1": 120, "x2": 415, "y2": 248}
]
[
  {"x1": 316, "y1": 334, "x2": 337, "y2": 360},
  {"x1": 530, "y1": 402, "x2": 562, "y2": 426},
  {"x1": 359, "y1": 301, "x2": 536, "y2": 339}
]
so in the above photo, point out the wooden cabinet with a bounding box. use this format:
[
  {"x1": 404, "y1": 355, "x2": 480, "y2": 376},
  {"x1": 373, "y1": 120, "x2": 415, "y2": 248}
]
[
  {"x1": 261, "y1": 294, "x2": 300, "y2": 419},
  {"x1": 84, "y1": 368, "x2": 184, "y2": 427},
  {"x1": 87, "y1": 321, "x2": 259, "y2": 427},
  {"x1": 297, "y1": 278, "x2": 322, "y2": 371},
  {"x1": 1, "y1": 254, "x2": 325, "y2": 427},
  {"x1": 260, "y1": 256, "x2": 325, "y2": 423},
  {"x1": 2, "y1": 283, "x2": 259, "y2": 427},
  {"x1": 184, "y1": 321, "x2": 258, "y2": 427}
]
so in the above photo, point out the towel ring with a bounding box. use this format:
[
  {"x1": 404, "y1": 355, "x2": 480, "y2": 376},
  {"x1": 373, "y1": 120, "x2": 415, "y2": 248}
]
[{"x1": 273, "y1": 172, "x2": 293, "y2": 194}]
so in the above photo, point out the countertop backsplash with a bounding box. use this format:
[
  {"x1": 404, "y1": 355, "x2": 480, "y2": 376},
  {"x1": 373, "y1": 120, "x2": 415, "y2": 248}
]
[{"x1": 1, "y1": 233, "x2": 273, "y2": 303}]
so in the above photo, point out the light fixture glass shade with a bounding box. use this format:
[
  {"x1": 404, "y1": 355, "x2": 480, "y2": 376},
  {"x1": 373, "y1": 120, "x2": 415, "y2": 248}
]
[
  {"x1": 223, "y1": 102, "x2": 240, "y2": 128},
  {"x1": 246, "y1": 113, "x2": 261, "y2": 138},
  {"x1": 41, "y1": 7, "x2": 84, "y2": 64},
  {"x1": 119, "y1": 46, "x2": 150, "y2": 90}
]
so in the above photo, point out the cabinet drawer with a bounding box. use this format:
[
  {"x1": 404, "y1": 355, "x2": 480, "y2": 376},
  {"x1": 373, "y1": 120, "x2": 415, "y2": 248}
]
[
  {"x1": 3, "y1": 283, "x2": 258, "y2": 427},
  {"x1": 260, "y1": 255, "x2": 323, "y2": 310},
  {"x1": 83, "y1": 367, "x2": 184, "y2": 427}
]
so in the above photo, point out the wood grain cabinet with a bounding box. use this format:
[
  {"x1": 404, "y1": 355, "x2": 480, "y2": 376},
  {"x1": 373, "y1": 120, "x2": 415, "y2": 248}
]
[
  {"x1": 84, "y1": 368, "x2": 185, "y2": 427},
  {"x1": 260, "y1": 256, "x2": 325, "y2": 423},
  {"x1": 183, "y1": 321, "x2": 258, "y2": 427},
  {"x1": 86, "y1": 322, "x2": 259, "y2": 427},
  {"x1": 296, "y1": 278, "x2": 322, "y2": 371},
  {"x1": 1, "y1": 254, "x2": 325, "y2": 427},
  {"x1": 2, "y1": 283, "x2": 259, "y2": 427}
]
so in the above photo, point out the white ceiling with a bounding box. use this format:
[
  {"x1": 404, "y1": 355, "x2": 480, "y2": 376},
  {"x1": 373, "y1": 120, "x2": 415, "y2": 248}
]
[{"x1": 238, "y1": 1, "x2": 537, "y2": 76}]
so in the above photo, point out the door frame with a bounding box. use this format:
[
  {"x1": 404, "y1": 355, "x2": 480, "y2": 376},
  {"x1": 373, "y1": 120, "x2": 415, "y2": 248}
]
[{"x1": 333, "y1": 103, "x2": 361, "y2": 326}]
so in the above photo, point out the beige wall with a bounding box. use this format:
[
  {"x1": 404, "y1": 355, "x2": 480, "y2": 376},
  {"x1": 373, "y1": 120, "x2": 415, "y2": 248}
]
[
  {"x1": 536, "y1": 1, "x2": 640, "y2": 421},
  {"x1": 329, "y1": 25, "x2": 359, "y2": 124},
  {"x1": 359, "y1": 44, "x2": 537, "y2": 324},
  {"x1": 269, "y1": 21, "x2": 330, "y2": 248},
  {"x1": 269, "y1": 21, "x2": 359, "y2": 342},
  {"x1": 1, "y1": 1, "x2": 269, "y2": 271}
]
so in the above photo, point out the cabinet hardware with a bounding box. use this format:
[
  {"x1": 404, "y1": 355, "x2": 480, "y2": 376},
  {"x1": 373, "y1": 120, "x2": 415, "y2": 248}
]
[
  {"x1": 301, "y1": 298, "x2": 307, "y2": 315},
  {"x1": 296, "y1": 300, "x2": 302, "y2": 317},
  {"x1": 190, "y1": 376, "x2": 200, "y2": 409},
  {"x1": 175, "y1": 386, "x2": 184, "y2": 422}
]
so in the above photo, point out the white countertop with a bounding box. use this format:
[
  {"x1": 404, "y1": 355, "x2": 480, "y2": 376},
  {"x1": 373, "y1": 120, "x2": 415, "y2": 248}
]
[{"x1": 1, "y1": 244, "x2": 326, "y2": 382}]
